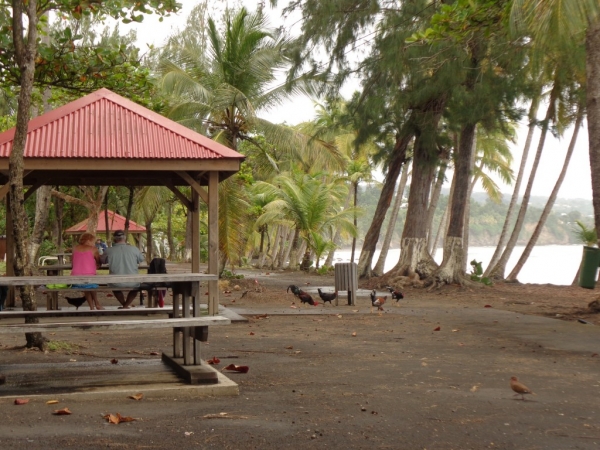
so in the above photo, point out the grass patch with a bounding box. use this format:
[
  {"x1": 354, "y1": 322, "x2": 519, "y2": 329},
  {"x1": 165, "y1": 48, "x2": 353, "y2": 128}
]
[{"x1": 46, "y1": 340, "x2": 80, "y2": 353}]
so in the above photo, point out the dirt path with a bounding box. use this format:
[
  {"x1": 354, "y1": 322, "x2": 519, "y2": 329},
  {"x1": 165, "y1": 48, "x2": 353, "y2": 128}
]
[{"x1": 0, "y1": 268, "x2": 599, "y2": 449}]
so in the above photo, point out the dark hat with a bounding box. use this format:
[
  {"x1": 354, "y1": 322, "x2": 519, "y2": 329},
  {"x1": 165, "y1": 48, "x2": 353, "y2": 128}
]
[{"x1": 113, "y1": 230, "x2": 125, "y2": 237}]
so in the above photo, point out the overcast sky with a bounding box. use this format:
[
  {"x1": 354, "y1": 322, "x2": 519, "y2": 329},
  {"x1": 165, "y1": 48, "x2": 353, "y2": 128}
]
[{"x1": 129, "y1": 1, "x2": 593, "y2": 201}]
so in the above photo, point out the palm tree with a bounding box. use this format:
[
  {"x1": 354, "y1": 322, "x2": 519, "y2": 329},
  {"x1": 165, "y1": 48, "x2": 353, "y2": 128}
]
[
  {"x1": 510, "y1": 0, "x2": 600, "y2": 253},
  {"x1": 254, "y1": 171, "x2": 358, "y2": 270}
]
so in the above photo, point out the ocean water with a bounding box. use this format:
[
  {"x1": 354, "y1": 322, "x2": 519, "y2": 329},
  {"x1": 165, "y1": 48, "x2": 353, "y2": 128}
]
[{"x1": 328, "y1": 245, "x2": 585, "y2": 285}]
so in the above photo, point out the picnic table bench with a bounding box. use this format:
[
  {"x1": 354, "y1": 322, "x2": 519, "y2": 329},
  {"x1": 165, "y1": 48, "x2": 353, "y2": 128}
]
[{"x1": 0, "y1": 273, "x2": 228, "y2": 384}]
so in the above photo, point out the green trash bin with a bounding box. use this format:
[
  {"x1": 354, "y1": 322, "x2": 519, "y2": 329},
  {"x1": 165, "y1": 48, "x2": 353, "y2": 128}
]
[{"x1": 578, "y1": 246, "x2": 600, "y2": 289}]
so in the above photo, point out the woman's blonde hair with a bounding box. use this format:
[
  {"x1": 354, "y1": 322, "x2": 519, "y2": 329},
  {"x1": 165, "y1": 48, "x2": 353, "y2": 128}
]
[{"x1": 79, "y1": 233, "x2": 95, "y2": 245}]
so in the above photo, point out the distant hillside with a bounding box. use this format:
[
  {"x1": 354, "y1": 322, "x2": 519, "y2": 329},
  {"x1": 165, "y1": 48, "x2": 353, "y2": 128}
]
[{"x1": 353, "y1": 186, "x2": 593, "y2": 247}]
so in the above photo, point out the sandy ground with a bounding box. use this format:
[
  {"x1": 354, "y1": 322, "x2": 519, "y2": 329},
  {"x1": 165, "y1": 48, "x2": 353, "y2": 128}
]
[{"x1": 0, "y1": 268, "x2": 599, "y2": 449}]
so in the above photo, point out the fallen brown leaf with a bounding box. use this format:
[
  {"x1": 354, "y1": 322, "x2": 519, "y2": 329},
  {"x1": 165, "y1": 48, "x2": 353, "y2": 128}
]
[
  {"x1": 149, "y1": 351, "x2": 160, "y2": 356},
  {"x1": 110, "y1": 358, "x2": 118, "y2": 364},
  {"x1": 46, "y1": 400, "x2": 59, "y2": 405},
  {"x1": 54, "y1": 408, "x2": 72, "y2": 415},
  {"x1": 14, "y1": 398, "x2": 29, "y2": 405},
  {"x1": 221, "y1": 364, "x2": 249, "y2": 373},
  {"x1": 433, "y1": 326, "x2": 441, "y2": 331},
  {"x1": 128, "y1": 393, "x2": 144, "y2": 401},
  {"x1": 104, "y1": 413, "x2": 135, "y2": 424},
  {"x1": 285, "y1": 345, "x2": 293, "y2": 350},
  {"x1": 351, "y1": 332, "x2": 357, "y2": 337}
]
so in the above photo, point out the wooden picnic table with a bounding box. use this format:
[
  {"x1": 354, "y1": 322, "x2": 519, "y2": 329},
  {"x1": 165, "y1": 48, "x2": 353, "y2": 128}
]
[{"x1": 0, "y1": 273, "x2": 224, "y2": 381}]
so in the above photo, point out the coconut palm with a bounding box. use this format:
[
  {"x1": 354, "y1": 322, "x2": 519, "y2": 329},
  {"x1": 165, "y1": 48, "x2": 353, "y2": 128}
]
[
  {"x1": 254, "y1": 171, "x2": 358, "y2": 270},
  {"x1": 510, "y1": 0, "x2": 600, "y2": 251}
]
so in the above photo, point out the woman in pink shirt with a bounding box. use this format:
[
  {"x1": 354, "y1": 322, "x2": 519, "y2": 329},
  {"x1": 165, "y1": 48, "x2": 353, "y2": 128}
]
[{"x1": 71, "y1": 232, "x2": 102, "y2": 309}]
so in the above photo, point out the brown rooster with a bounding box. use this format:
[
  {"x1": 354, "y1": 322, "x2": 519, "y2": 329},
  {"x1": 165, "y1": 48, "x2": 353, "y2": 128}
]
[
  {"x1": 370, "y1": 290, "x2": 387, "y2": 314},
  {"x1": 287, "y1": 284, "x2": 316, "y2": 305}
]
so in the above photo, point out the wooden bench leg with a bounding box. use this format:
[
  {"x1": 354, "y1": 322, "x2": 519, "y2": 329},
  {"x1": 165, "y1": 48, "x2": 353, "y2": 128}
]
[
  {"x1": 46, "y1": 291, "x2": 59, "y2": 310},
  {"x1": 193, "y1": 326, "x2": 208, "y2": 364},
  {"x1": 173, "y1": 326, "x2": 183, "y2": 358}
]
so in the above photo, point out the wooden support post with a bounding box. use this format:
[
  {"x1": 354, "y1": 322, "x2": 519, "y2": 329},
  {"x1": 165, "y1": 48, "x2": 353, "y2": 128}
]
[
  {"x1": 172, "y1": 288, "x2": 182, "y2": 358},
  {"x1": 193, "y1": 280, "x2": 201, "y2": 364},
  {"x1": 208, "y1": 171, "x2": 219, "y2": 316},
  {"x1": 191, "y1": 189, "x2": 200, "y2": 274}
]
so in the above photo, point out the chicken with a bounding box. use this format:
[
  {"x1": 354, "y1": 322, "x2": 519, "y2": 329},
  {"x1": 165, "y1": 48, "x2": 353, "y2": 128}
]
[
  {"x1": 370, "y1": 290, "x2": 387, "y2": 313},
  {"x1": 317, "y1": 288, "x2": 337, "y2": 305},
  {"x1": 386, "y1": 286, "x2": 404, "y2": 304},
  {"x1": 65, "y1": 296, "x2": 87, "y2": 310},
  {"x1": 510, "y1": 376, "x2": 536, "y2": 400},
  {"x1": 287, "y1": 284, "x2": 316, "y2": 306}
]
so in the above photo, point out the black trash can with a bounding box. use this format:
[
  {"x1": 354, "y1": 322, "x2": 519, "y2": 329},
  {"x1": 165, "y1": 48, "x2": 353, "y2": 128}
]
[{"x1": 578, "y1": 246, "x2": 600, "y2": 289}]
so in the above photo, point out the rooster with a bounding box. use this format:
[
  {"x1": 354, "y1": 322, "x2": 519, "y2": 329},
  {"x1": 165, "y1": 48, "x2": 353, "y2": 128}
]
[
  {"x1": 65, "y1": 296, "x2": 87, "y2": 310},
  {"x1": 287, "y1": 284, "x2": 316, "y2": 305},
  {"x1": 369, "y1": 290, "x2": 387, "y2": 314},
  {"x1": 386, "y1": 286, "x2": 404, "y2": 304},
  {"x1": 317, "y1": 288, "x2": 337, "y2": 305}
]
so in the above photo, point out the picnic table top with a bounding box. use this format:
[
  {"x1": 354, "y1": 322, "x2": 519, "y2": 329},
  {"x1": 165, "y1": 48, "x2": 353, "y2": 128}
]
[
  {"x1": 37, "y1": 263, "x2": 149, "y2": 271},
  {"x1": 0, "y1": 273, "x2": 218, "y2": 286}
]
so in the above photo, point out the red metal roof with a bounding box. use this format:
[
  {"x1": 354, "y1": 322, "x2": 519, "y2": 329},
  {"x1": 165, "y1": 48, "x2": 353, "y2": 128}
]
[
  {"x1": 65, "y1": 210, "x2": 146, "y2": 234},
  {"x1": 0, "y1": 88, "x2": 244, "y2": 160}
]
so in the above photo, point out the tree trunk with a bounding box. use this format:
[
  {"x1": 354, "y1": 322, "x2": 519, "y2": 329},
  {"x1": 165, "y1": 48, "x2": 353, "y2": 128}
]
[
  {"x1": 356, "y1": 133, "x2": 412, "y2": 278},
  {"x1": 104, "y1": 189, "x2": 110, "y2": 243},
  {"x1": 431, "y1": 199, "x2": 449, "y2": 259},
  {"x1": 10, "y1": 0, "x2": 44, "y2": 350},
  {"x1": 372, "y1": 162, "x2": 409, "y2": 276},
  {"x1": 488, "y1": 84, "x2": 558, "y2": 280},
  {"x1": 426, "y1": 154, "x2": 448, "y2": 253},
  {"x1": 484, "y1": 96, "x2": 540, "y2": 277},
  {"x1": 145, "y1": 220, "x2": 153, "y2": 263},
  {"x1": 587, "y1": 22, "x2": 600, "y2": 249},
  {"x1": 267, "y1": 225, "x2": 282, "y2": 269},
  {"x1": 167, "y1": 201, "x2": 174, "y2": 260},
  {"x1": 124, "y1": 187, "x2": 135, "y2": 239},
  {"x1": 506, "y1": 106, "x2": 584, "y2": 281},
  {"x1": 285, "y1": 228, "x2": 299, "y2": 269},
  {"x1": 28, "y1": 185, "x2": 52, "y2": 265},
  {"x1": 184, "y1": 209, "x2": 193, "y2": 262},
  {"x1": 462, "y1": 131, "x2": 478, "y2": 270},
  {"x1": 434, "y1": 122, "x2": 477, "y2": 286},
  {"x1": 391, "y1": 134, "x2": 439, "y2": 278}
]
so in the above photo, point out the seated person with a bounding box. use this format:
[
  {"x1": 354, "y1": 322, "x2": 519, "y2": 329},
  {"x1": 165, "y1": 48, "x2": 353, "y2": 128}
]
[
  {"x1": 100, "y1": 230, "x2": 144, "y2": 309},
  {"x1": 71, "y1": 232, "x2": 103, "y2": 310}
]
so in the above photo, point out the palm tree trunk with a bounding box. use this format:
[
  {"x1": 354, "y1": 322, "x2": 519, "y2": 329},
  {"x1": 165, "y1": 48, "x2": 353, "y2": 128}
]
[
  {"x1": 488, "y1": 84, "x2": 558, "y2": 280},
  {"x1": 587, "y1": 21, "x2": 600, "y2": 248},
  {"x1": 431, "y1": 200, "x2": 449, "y2": 259},
  {"x1": 267, "y1": 225, "x2": 282, "y2": 269},
  {"x1": 484, "y1": 96, "x2": 540, "y2": 277},
  {"x1": 506, "y1": 105, "x2": 584, "y2": 281},
  {"x1": 373, "y1": 163, "x2": 409, "y2": 276},
  {"x1": 426, "y1": 154, "x2": 448, "y2": 253},
  {"x1": 357, "y1": 132, "x2": 412, "y2": 278}
]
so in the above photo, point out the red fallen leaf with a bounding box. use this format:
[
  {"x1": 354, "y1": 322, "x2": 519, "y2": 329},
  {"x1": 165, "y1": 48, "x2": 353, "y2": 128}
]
[
  {"x1": 484, "y1": 304, "x2": 492, "y2": 308},
  {"x1": 149, "y1": 351, "x2": 160, "y2": 356},
  {"x1": 104, "y1": 413, "x2": 135, "y2": 424},
  {"x1": 205, "y1": 292, "x2": 209, "y2": 295},
  {"x1": 249, "y1": 332, "x2": 255, "y2": 335},
  {"x1": 592, "y1": 353, "x2": 599, "y2": 357},
  {"x1": 54, "y1": 407, "x2": 72, "y2": 415},
  {"x1": 107, "y1": 294, "x2": 113, "y2": 297},
  {"x1": 222, "y1": 364, "x2": 249, "y2": 373},
  {"x1": 111, "y1": 347, "x2": 117, "y2": 350},
  {"x1": 433, "y1": 326, "x2": 441, "y2": 331},
  {"x1": 110, "y1": 358, "x2": 119, "y2": 364},
  {"x1": 207, "y1": 356, "x2": 220, "y2": 365},
  {"x1": 14, "y1": 398, "x2": 29, "y2": 405}
]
